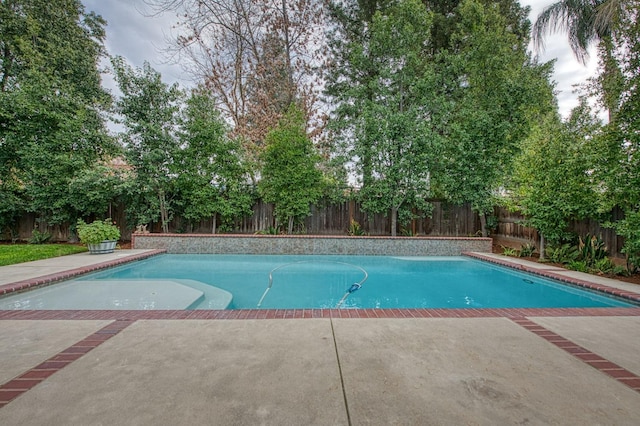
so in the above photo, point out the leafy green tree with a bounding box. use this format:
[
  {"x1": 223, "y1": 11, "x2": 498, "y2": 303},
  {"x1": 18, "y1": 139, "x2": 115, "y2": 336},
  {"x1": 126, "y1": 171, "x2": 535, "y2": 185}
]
[
  {"x1": 510, "y1": 104, "x2": 602, "y2": 258},
  {"x1": 594, "y1": 2, "x2": 640, "y2": 270},
  {"x1": 259, "y1": 105, "x2": 323, "y2": 234},
  {"x1": 67, "y1": 164, "x2": 128, "y2": 222},
  {"x1": 176, "y1": 89, "x2": 254, "y2": 233},
  {"x1": 426, "y1": 0, "x2": 533, "y2": 54},
  {"x1": 0, "y1": 0, "x2": 114, "y2": 234},
  {"x1": 326, "y1": 0, "x2": 394, "y2": 192},
  {"x1": 432, "y1": 0, "x2": 555, "y2": 236},
  {"x1": 349, "y1": 0, "x2": 436, "y2": 236},
  {"x1": 112, "y1": 57, "x2": 182, "y2": 233}
]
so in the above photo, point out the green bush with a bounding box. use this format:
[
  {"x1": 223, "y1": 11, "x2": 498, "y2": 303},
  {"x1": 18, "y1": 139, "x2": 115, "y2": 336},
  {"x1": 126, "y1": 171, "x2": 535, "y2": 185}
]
[
  {"x1": 519, "y1": 242, "x2": 536, "y2": 257},
  {"x1": 76, "y1": 219, "x2": 121, "y2": 245},
  {"x1": 28, "y1": 229, "x2": 52, "y2": 245},
  {"x1": 567, "y1": 260, "x2": 589, "y2": 272},
  {"x1": 545, "y1": 243, "x2": 579, "y2": 264},
  {"x1": 348, "y1": 219, "x2": 367, "y2": 236},
  {"x1": 578, "y1": 234, "x2": 608, "y2": 267},
  {"x1": 614, "y1": 211, "x2": 640, "y2": 274},
  {"x1": 590, "y1": 257, "x2": 615, "y2": 275},
  {"x1": 501, "y1": 246, "x2": 518, "y2": 256},
  {"x1": 255, "y1": 226, "x2": 280, "y2": 235}
]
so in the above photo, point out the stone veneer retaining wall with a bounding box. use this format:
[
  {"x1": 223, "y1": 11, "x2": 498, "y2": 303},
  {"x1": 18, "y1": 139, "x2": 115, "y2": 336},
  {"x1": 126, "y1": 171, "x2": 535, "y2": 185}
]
[{"x1": 132, "y1": 234, "x2": 492, "y2": 256}]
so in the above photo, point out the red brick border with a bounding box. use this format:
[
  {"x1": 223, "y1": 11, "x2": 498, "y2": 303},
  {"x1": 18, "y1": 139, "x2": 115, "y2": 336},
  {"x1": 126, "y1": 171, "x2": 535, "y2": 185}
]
[
  {"x1": 0, "y1": 320, "x2": 133, "y2": 408},
  {"x1": 1, "y1": 307, "x2": 639, "y2": 321},
  {"x1": 511, "y1": 317, "x2": 640, "y2": 393}
]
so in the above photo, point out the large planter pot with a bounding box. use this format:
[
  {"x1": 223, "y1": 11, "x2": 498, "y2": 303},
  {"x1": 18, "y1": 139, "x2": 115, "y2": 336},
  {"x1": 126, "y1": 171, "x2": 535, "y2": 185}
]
[{"x1": 87, "y1": 240, "x2": 117, "y2": 254}]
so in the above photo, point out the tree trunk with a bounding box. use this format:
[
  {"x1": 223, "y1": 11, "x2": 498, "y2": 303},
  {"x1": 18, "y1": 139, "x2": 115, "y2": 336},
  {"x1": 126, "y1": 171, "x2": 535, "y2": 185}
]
[
  {"x1": 158, "y1": 190, "x2": 169, "y2": 233},
  {"x1": 539, "y1": 234, "x2": 546, "y2": 261},
  {"x1": 479, "y1": 213, "x2": 488, "y2": 237},
  {"x1": 288, "y1": 216, "x2": 294, "y2": 234},
  {"x1": 212, "y1": 214, "x2": 217, "y2": 234},
  {"x1": 391, "y1": 207, "x2": 397, "y2": 237}
]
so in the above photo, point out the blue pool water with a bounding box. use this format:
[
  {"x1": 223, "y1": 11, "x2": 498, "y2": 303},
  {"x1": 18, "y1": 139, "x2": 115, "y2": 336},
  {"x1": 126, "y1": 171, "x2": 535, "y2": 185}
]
[{"x1": 0, "y1": 255, "x2": 635, "y2": 310}]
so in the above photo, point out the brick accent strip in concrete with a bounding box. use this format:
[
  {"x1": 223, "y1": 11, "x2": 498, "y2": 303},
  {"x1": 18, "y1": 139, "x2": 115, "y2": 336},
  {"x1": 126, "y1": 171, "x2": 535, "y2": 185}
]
[
  {"x1": 511, "y1": 317, "x2": 640, "y2": 393},
  {"x1": 0, "y1": 320, "x2": 134, "y2": 408}
]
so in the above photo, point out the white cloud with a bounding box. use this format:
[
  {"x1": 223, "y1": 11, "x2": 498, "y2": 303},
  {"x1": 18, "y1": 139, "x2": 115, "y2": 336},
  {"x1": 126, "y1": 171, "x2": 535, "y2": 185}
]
[{"x1": 82, "y1": 0, "x2": 192, "y2": 93}]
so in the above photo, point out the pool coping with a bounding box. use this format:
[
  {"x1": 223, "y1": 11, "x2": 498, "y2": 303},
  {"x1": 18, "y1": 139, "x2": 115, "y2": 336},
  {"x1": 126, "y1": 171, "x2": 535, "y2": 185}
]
[{"x1": 0, "y1": 250, "x2": 638, "y2": 319}]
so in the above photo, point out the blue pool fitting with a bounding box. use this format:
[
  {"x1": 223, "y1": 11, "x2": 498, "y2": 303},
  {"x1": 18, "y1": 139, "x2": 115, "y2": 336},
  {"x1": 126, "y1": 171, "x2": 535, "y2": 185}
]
[{"x1": 347, "y1": 283, "x2": 361, "y2": 293}]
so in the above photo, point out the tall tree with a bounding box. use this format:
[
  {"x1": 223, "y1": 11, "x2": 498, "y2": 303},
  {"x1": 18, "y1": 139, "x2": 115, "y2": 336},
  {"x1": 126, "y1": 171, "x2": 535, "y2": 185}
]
[
  {"x1": 532, "y1": 0, "x2": 620, "y2": 64},
  {"x1": 259, "y1": 105, "x2": 323, "y2": 233},
  {"x1": 594, "y1": 0, "x2": 640, "y2": 271},
  {"x1": 112, "y1": 57, "x2": 182, "y2": 233},
  {"x1": 347, "y1": 0, "x2": 437, "y2": 236},
  {"x1": 176, "y1": 88, "x2": 254, "y2": 233},
  {"x1": 326, "y1": 0, "x2": 392, "y2": 191},
  {"x1": 510, "y1": 103, "x2": 602, "y2": 257},
  {"x1": 432, "y1": 0, "x2": 555, "y2": 236},
  {"x1": 0, "y1": 0, "x2": 114, "y2": 233}
]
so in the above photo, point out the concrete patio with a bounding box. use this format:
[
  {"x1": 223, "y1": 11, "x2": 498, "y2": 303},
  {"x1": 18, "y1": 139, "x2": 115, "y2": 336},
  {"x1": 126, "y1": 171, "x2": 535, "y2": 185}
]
[{"x1": 0, "y1": 250, "x2": 639, "y2": 425}]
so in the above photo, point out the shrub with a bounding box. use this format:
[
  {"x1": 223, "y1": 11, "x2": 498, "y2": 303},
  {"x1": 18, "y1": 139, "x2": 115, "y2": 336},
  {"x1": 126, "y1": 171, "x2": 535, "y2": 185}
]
[
  {"x1": 578, "y1": 234, "x2": 608, "y2": 267},
  {"x1": 545, "y1": 243, "x2": 579, "y2": 264},
  {"x1": 614, "y1": 211, "x2": 640, "y2": 274},
  {"x1": 28, "y1": 229, "x2": 52, "y2": 245},
  {"x1": 519, "y1": 242, "x2": 536, "y2": 257},
  {"x1": 567, "y1": 260, "x2": 589, "y2": 272},
  {"x1": 501, "y1": 246, "x2": 518, "y2": 256},
  {"x1": 76, "y1": 219, "x2": 121, "y2": 245},
  {"x1": 348, "y1": 219, "x2": 367, "y2": 236},
  {"x1": 255, "y1": 226, "x2": 280, "y2": 235},
  {"x1": 590, "y1": 258, "x2": 615, "y2": 275}
]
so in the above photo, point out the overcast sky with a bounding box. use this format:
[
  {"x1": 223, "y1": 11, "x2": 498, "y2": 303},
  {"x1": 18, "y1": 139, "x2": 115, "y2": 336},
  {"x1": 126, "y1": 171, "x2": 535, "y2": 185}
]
[{"x1": 81, "y1": 0, "x2": 599, "y2": 118}]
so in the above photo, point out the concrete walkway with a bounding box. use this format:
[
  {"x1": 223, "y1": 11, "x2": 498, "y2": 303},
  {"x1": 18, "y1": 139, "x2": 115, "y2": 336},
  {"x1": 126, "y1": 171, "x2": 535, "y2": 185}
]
[
  {"x1": 0, "y1": 250, "x2": 158, "y2": 287},
  {"x1": 0, "y1": 251, "x2": 639, "y2": 425}
]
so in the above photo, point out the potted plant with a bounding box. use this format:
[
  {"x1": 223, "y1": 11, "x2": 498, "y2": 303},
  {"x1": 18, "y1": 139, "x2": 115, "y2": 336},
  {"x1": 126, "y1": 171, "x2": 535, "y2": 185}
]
[{"x1": 76, "y1": 218, "x2": 121, "y2": 254}]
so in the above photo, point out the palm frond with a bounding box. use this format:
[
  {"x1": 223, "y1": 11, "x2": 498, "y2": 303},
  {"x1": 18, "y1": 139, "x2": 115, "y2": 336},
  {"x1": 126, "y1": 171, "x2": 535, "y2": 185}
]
[{"x1": 532, "y1": 0, "x2": 603, "y2": 65}]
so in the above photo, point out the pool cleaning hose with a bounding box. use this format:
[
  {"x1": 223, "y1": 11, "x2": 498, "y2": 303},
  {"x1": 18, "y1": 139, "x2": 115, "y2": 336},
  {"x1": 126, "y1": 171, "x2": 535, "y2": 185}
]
[{"x1": 257, "y1": 260, "x2": 368, "y2": 308}]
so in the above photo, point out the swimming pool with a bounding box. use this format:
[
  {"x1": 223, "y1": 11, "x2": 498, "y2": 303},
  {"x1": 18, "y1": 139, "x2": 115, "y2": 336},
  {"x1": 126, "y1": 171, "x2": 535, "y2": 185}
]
[{"x1": 0, "y1": 255, "x2": 635, "y2": 310}]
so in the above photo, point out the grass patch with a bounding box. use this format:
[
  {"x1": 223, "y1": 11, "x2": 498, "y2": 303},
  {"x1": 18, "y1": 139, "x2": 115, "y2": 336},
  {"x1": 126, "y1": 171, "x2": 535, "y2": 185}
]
[{"x1": 0, "y1": 244, "x2": 88, "y2": 267}]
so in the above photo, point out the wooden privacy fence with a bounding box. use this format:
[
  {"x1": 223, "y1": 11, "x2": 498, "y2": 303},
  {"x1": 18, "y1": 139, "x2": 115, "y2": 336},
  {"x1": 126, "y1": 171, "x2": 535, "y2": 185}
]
[
  {"x1": 493, "y1": 206, "x2": 625, "y2": 257},
  {"x1": 8, "y1": 202, "x2": 626, "y2": 257},
  {"x1": 9, "y1": 200, "x2": 481, "y2": 241},
  {"x1": 166, "y1": 200, "x2": 482, "y2": 237}
]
